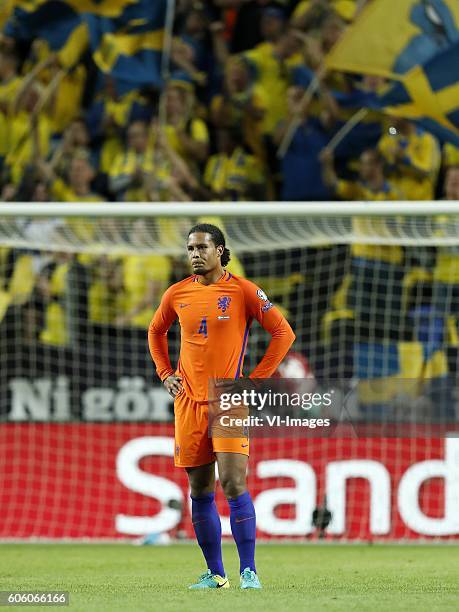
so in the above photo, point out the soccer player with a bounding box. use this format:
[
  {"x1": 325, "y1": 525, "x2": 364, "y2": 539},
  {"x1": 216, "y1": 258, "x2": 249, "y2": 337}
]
[{"x1": 148, "y1": 223, "x2": 295, "y2": 590}]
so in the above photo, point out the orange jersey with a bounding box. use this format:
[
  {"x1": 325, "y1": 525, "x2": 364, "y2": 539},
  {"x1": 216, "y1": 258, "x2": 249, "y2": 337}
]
[{"x1": 148, "y1": 271, "x2": 296, "y2": 402}]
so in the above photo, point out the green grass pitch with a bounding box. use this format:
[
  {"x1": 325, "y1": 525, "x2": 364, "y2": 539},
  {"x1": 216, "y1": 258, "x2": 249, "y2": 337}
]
[{"x1": 1, "y1": 543, "x2": 458, "y2": 611}]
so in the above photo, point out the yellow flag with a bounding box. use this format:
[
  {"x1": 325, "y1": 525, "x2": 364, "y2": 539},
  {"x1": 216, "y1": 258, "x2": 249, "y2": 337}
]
[{"x1": 326, "y1": 0, "x2": 459, "y2": 79}]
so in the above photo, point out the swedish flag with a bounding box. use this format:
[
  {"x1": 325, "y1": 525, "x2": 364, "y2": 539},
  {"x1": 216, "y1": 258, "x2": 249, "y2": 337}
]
[
  {"x1": 325, "y1": 0, "x2": 459, "y2": 145},
  {"x1": 4, "y1": 1, "x2": 84, "y2": 54},
  {"x1": 356, "y1": 341, "x2": 451, "y2": 417},
  {"x1": 375, "y1": 41, "x2": 459, "y2": 145},
  {"x1": 326, "y1": 0, "x2": 459, "y2": 79},
  {"x1": 5, "y1": 0, "x2": 139, "y2": 20},
  {"x1": 3, "y1": 0, "x2": 169, "y2": 88},
  {"x1": 66, "y1": 1, "x2": 139, "y2": 19},
  {"x1": 86, "y1": 0, "x2": 167, "y2": 90}
]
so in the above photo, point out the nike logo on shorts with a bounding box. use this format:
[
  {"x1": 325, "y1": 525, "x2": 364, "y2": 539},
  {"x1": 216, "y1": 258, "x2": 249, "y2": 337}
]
[{"x1": 236, "y1": 516, "x2": 255, "y2": 523}]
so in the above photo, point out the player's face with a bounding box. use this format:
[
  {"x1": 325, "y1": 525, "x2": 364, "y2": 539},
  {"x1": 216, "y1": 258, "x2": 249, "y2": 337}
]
[{"x1": 187, "y1": 232, "x2": 222, "y2": 274}]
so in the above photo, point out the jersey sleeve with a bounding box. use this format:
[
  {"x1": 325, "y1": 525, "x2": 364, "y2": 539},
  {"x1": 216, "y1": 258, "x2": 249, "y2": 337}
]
[
  {"x1": 241, "y1": 279, "x2": 296, "y2": 378},
  {"x1": 148, "y1": 285, "x2": 177, "y2": 382}
]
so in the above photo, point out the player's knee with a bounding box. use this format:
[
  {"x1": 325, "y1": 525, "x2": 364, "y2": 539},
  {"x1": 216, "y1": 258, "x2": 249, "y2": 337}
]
[
  {"x1": 188, "y1": 475, "x2": 215, "y2": 497},
  {"x1": 187, "y1": 466, "x2": 215, "y2": 498},
  {"x1": 220, "y1": 473, "x2": 246, "y2": 499},
  {"x1": 189, "y1": 482, "x2": 215, "y2": 497}
]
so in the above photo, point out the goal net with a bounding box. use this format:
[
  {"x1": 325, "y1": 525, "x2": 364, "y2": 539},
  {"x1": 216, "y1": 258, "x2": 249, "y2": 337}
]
[{"x1": 1, "y1": 202, "x2": 458, "y2": 541}]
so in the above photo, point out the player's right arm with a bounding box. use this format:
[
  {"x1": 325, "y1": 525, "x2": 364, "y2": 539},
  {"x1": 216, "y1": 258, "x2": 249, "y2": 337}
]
[{"x1": 148, "y1": 285, "x2": 182, "y2": 396}]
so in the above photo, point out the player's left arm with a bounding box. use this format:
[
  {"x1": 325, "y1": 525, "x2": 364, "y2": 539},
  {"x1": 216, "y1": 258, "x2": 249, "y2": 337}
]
[{"x1": 242, "y1": 280, "x2": 296, "y2": 378}]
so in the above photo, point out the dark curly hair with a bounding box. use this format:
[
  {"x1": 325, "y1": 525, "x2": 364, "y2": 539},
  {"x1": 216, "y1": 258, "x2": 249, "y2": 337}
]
[{"x1": 188, "y1": 223, "x2": 231, "y2": 266}]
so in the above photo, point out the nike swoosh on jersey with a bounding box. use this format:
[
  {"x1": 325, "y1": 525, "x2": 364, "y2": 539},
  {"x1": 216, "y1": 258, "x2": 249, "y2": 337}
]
[{"x1": 179, "y1": 303, "x2": 191, "y2": 308}]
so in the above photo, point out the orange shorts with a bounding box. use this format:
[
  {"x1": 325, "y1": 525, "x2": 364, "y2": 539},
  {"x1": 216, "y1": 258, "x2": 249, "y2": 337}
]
[{"x1": 173, "y1": 391, "x2": 250, "y2": 468}]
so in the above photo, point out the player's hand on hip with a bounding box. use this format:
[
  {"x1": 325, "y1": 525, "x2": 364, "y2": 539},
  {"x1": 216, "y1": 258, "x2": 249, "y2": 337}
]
[{"x1": 164, "y1": 375, "x2": 183, "y2": 398}]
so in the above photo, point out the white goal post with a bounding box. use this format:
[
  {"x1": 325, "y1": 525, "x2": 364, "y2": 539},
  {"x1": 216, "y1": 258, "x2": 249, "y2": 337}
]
[{"x1": 1, "y1": 201, "x2": 459, "y2": 255}]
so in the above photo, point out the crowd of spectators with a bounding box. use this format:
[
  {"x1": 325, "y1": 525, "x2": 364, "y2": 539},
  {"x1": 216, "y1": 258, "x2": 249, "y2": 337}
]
[{"x1": 1, "y1": 0, "x2": 457, "y2": 205}]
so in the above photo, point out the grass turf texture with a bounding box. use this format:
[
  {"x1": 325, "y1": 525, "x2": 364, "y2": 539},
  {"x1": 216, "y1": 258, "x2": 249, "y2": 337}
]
[{"x1": 0, "y1": 544, "x2": 458, "y2": 611}]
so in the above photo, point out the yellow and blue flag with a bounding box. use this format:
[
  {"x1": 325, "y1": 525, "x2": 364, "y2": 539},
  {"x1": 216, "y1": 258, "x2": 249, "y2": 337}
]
[
  {"x1": 4, "y1": 1, "x2": 85, "y2": 56},
  {"x1": 326, "y1": 0, "x2": 459, "y2": 79},
  {"x1": 66, "y1": 1, "x2": 139, "y2": 19},
  {"x1": 356, "y1": 340, "x2": 451, "y2": 417},
  {"x1": 4, "y1": 0, "x2": 140, "y2": 20},
  {"x1": 3, "y1": 0, "x2": 169, "y2": 89},
  {"x1": 87, "y1": 0, "x2": 167, "y2": 90},
  {"x1": 325, "y1": 0, "x2": 459, "y2": 145},
  {"x1": 375, "y1": 41, "x2": 459, "y2": 145}
]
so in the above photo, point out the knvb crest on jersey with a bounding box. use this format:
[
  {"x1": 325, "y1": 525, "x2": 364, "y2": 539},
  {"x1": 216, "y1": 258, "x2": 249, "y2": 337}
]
[{"x1": 217, "y1": 296, "x2": 231, "y2": 313}]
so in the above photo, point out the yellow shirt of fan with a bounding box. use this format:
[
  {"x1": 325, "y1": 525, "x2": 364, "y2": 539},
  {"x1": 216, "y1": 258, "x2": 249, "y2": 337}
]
[
  {"x1": 100, "y1": 137, "x2": 124, "y2": 174},
  {"x1": 0, "y1": 112, "x2": 6, "y2": 158},
  {"x1": 0, "y1": 75, "x2": 21, "y2": 108},
  {"x1": 120, "y1": 255, "x2": 172, "y2": 327},
  {"x1": 98, "y1": 91, "x2": 146, "y2": 173},
  {"x1": 443, "y1": 143, "x2": 459, "y2": 167},
  {"x1": 51, "y1": 178, "x2": 104, "y2": 203},
  {"x1": 50, "y1": 65, "x2": 87, "y2": 134},
  {"x1": 204, "y1": 148, "x2": 264, "y2": 200},
  {"x1": 51, "y1": 178, "x2": 104, "y2": 243},
  {"x1": 210, "y1": 84, "x2": 268, "y2": 162},
  {"x1": 434, "y1": 248, "x2": 459, "y2": 284},
  {"x1": 5, "y1": 111, "x2": 51, "y2": 183},
  {"x1": 164, "y1": 118, "x2": 209, "y2": 162},
  {"x1": 243, "y1": 43, "x2": 303, "y2": 135},
  {"x1": 0, "y1": 0, "x2": 14, "y2": 28},
  {"x1": 378, "y1": 129, "x2": 440, "y2": 200},
  {"x1": 293, "y1": 0, "x2": 357, "y2": 22},
  {"x1": 40, "y1": 262, "x2": 69, "y2": 346},
  {"x1": 337, "y1": 179, "x2": 403, "y2": 264},
  {"x1": 110, "y1": 148, "x2": 171, "y2": 201}
]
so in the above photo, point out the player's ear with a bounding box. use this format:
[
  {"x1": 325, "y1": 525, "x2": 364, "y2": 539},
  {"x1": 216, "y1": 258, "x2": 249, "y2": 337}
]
[{"x1": 217, "y1": 245, "x2": 224, "y2": 258}]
